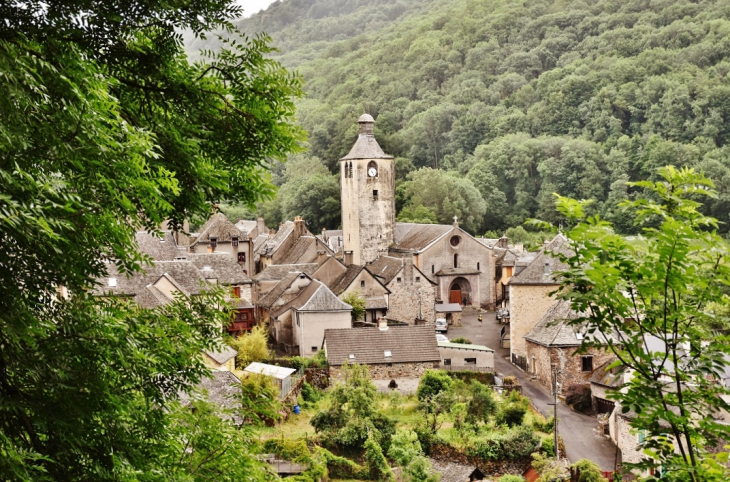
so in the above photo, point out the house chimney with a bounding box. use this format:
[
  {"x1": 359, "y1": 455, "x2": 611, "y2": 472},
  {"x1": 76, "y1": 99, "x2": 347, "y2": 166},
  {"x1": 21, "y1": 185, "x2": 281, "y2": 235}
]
[
  {"x1": 317, "y1": 250, "x2": 327, "y2": 265},
  {"x1": 514, "y1": 243, "x2": 523, "y2": 254},
  {"x1": 344, "y1": 250, "x2": 354, "y2": 266},
  {"x1": 321, "y1": 227, "x2": 327, "y2": 239},
  {"x1": 498, "y1": 234, "x2": 509, "y2": 249},
  {"x1": 294, "y1": 216, "x2": 306, "y2": 238},
  {"x1": 358, "y1": 113, "x2": 375, "y2": 136},
  {"x1": 378, "y1": 317, "x2": 388, "y2": 330},
  {"x1": 256, "y1": 217, "x2": 266, "y2": 237}
]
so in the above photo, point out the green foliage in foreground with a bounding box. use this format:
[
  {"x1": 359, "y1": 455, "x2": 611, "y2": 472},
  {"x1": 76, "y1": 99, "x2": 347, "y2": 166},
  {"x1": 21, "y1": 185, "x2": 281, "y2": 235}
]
[
  {"x1": 342, "y1": 290, "x2": 367, "y2": 322},
  {"x1": 552, "y1": 166, "x2": 730, "y2": 481},
  {"x1": 204, "y1": 0, "x2": 730, "y2": 234},
  {"x1": 0, "y1": 0, "x2": 303, "y2": 479}
]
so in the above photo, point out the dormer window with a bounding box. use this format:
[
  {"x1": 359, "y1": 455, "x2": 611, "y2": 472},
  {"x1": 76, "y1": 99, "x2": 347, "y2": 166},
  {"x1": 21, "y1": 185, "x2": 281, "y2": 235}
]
[
  {"x1": 349, "y1": 354, "x2": 355, "y2": 361},
  {"x1": 384, "y1": 350, "x2": 392, "y2": 358},
  {"x1": 231, "y1": 236, "x2": 239, "y2": 247}
]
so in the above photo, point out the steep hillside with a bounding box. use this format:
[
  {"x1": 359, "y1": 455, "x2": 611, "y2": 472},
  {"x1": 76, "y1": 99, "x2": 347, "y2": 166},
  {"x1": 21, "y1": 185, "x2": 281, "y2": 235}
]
[{"x1": 192, "y1": 0, "x2": 730, "y2": 234}]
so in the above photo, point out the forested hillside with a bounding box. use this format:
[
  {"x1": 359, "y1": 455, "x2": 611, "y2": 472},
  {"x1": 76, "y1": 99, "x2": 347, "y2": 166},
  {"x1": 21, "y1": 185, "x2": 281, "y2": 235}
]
[{"x1": 191, "y1": 0, "x2": 730, "y2": 234}]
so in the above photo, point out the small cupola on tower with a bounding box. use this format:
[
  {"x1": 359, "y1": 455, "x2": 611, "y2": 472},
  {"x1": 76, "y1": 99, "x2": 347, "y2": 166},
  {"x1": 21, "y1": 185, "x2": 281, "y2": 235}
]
[{"x1": 358, "y1": 113, "x2": 375, "y2": 136}]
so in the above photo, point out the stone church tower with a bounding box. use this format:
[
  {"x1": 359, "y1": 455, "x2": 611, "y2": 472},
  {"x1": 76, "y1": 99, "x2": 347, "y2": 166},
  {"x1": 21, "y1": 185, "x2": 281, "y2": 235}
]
[{"x1": 340, "y1": 114, "x2": 395, "y2": 265}]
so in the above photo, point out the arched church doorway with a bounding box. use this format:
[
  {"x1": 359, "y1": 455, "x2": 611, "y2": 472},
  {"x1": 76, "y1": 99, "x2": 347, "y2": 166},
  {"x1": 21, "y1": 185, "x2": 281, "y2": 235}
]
[{"x1": 449, "y1": 277, "x2": 472, "y2": 305}]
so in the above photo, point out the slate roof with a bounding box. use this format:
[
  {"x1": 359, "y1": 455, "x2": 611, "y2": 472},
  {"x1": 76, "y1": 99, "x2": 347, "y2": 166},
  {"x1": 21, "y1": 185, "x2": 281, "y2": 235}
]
[
  {"x1": 435, "y1": 303, "x2": 462, "y2": 313},
  {"x1": 329, "y1": 265, "x2": 366, "y2": 295},
  {"x1": 438, "y1": 341, "x2": 494, "y2": 352},
  {"x1": 136, "y1": 230, "x2": 181, "y2": 261},
  {"x1": 254, "y1": 263, "x2": 318, "y2": 281},
  {"x1": 278, "y1": 236, "x2": 318, "y2": 265},
  {"x1": 257, "y1": 272, "x2": 309, "y2": 309},
  {"x1": 340, "y1": 133, "x2": 392, "y2": 160},
  {"x1": 524, "y1": 299, "x2": 621, "y2": 347},
  {"x1": 589, "y1": 357, "x2": 626, "y2": 388},
  {"x1": 259, "y1": 221, "x2": 294, "y2": 257},
  {"x1": 324, "y1": 326, "x2": 440, "y2": 366},
  {"x1": 509, "y1": 234, "x2": 570, "y2": 285},
  {"x1": 394, "y1": 223, "x2": 453, "y2": 251},
  {"x1": 428, "y1": 459, "x2": 483, "y2": 482},
  {"x1": 365, "y1": 297, "x2": 388, "y2": 309},
  {"x1": 189, "y1": 253, "x2": 251, "y2": 284},
  {"x1": 367, "y1": 256, "x2": 403, "y2": 284},
  {"x1": 178, "y1": 370, "x2": 241, "y2": 422},
  {"x1": 195, "y1": 213, "x2": 243, "y2": 244},
  {"x1": 97, "y1": 260, "x2": 207, "y2": 299},
  {"x1": 205, "y1": 345, "x2": 238, "y2": 365},
  {"x1": 235, "y1": 219, "x2": 258, "y2": 235},
  {"x1": 271, "y1": 280, "x2": 352, "y2": 317}
]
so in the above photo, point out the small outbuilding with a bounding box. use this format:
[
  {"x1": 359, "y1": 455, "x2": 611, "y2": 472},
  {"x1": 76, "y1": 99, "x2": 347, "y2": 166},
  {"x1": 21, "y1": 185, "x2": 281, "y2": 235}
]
[
  {"x1": 435, "y1": 303, "x2": 462, "y2": 325},
  {"x1": 244, "y1": 362, "x2": 297, "y2": 399},
  {"x1": 203, "y1": 345, "x2": 237, "y2": 372},
  {"x1": 437, "y1": 341, "x2": 494, "y2": 371}
]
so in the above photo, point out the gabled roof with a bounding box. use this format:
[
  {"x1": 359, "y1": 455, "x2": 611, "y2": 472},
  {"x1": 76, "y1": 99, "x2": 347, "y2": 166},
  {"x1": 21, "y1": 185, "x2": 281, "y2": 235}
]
[
  {"x1": 205, "y1": 345, "x2": 238, "y2": 365},
  {"x1": 394, "y1": 223, "x2": 453, "y2": 251},
  {"x1": 235, "y1": 219, "x2": 258, "y2": 235},
  {"x1": 189, "y1": 253, "x2": 251, "y2": 285},
  {"x1": 195, "y1": 213, "x2": 243, "y2": 244},
  {"x1": 259, "y1": 221, "x2": 294, "y2": 257},
  {"x1": 524, "y1": 299, "x2": 620, "y2": 347},
  {"x1": 278, "y1": 235, "x2": 321, "y2": 265},
  {"x1": 328, "y1": 265, "x2": 366, "y2": 295},
  {"x1": 136, "y1": 230, "x2": 181, "y2": 261},
  {"x1": 589, "y1": 357, "x2": 626, "y2": 388},
  {"x1": 178, "y1": 370, "x2": 242, "y2": 422},
  {"x1": 509, "y1": 234, "x2": 570, "y2": 285},
  {"x1": 367, "y1": 256, "x2": 403, "y2": 284},
  {"x1": 254, "y1": 263, "x2": 319, "y2": 282},
  {"x1": 324, "y1": 326, "x2": 440, "y2": 366},
  {"x1": 271, "y1": 280, "x2": 352, "y2": 317},
  {"x1": 97, "y1": 260, "x2": 207, "y2": 299},
  {"x1": 257, "y1": 272, "x2": 310, "y2": 309}
]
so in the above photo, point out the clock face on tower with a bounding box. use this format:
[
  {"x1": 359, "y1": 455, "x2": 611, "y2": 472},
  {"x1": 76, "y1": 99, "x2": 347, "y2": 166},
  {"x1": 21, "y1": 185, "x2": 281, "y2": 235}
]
[{"x1": 368, "y1": 166, "x2": 377, "y2": 177}]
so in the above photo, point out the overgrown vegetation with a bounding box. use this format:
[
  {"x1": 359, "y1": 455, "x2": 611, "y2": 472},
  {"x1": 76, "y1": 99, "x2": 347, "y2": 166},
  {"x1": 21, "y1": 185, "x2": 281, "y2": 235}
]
[{"x1": 228, "y1": 323, "x2": 272, "y2": 368}]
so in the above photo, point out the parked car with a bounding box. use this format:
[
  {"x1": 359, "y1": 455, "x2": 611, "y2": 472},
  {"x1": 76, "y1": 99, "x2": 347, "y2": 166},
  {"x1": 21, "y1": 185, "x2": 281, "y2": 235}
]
[
  {"x1": 436, "y1": 334, "x2": 449, "y2": 343},
  {"x1": 435, "y1": 318, "x2": 448, "y2": 333}
]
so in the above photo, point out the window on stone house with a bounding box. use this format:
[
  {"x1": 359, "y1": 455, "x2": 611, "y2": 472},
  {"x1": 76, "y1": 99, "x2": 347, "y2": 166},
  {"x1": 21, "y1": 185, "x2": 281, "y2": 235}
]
[
  {"x1": 454, "y1": 254, "x2": 458, "y2": 268},
  {"x1": 232, "y1": 286, "x2": 240, "y2": 298},
  {"x1": 432, "y1": 265, "x2": 434, "y2": 274},
  {"x1": 416, "y1": 276, "x2": 420, "y2": 282},
  {"x1": 581, "y1": 356, "x2": 593, "y2": 372},
  {"x1": 465, "y1": 358, "x2": 476, "y2": 365},
  {"x1": 477, "y1": 262, "x2": 480, "y2": 270},
  {"x1": 210, "y1": 237, "x2": 217, "y2": 249},
  {"x1": 231, "y1": 236, "x2": 239, "y2": 247},
  {"x1": 443, "y1": 359, "x2": 451, "y2": 366},
  {"x1": 311, "y1": 346, "x2": 318, "y2": 353},
  {"x1": 361, "y1": 280, "x2": 365, "y2": 288},
  {"x1": 397, "y1": 277, "x2": 401, "y2": 283},
  {"x1": 373, "y1": 190, "x2": 378, "y2": 199},
  {"x1": 238, "y1": 252, "x2": 246, "y2": 263}
]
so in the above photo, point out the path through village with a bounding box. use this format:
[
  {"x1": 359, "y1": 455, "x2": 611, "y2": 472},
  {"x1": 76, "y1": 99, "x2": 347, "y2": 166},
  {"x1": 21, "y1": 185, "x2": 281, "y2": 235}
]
[{"x1": 449, "y1": 309, "x2": 619, "y2": 472}]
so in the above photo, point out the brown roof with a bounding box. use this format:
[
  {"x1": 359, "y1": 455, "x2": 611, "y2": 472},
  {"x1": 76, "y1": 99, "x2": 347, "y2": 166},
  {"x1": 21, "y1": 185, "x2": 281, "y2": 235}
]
[
  {"x1": 367, "y1": 256, "x2": 403, "y2": 284},
  {"x1": 189, "y1": 253, "x2": 251, "y2": 285},
  {"x1": 394, "y1": 223, "x2": 453, "y2": 251},
  {"x1": 204, "y1": 345, "x2": 238, "y2": 365},
  {"x1": 428, "y1": 459, "x2": 483, "y2": 482},
  {"x1": 324, "y1": 326, "x2": 440, "y2": 366},
  {"x1": 257, "y1": 272, "x2": 309, "y2": 309},
  {"x1": 235, "y1": 219, "x2": 258, "y2": 235},
  {"x1": 136, "y1": 230, "x2": 182, "y2": 261},
  {"x1": 509, "y1": 234, "x2": 570, "y2": 285},
  {"x1": 177, "y1": 370, "x2": 242, "y2": 423},
  {"x1": 328, "y1": 265, "x2": 365, "y2": 294},
  {"x1": 195, "y1": 213, "x2": 243, "y2": 244},
  {"x1": 278, "y1": 236, "x2": 317, "y2": 265},
  {"x1": 96, "y1": 260, "x2": 207, "y2": 298},
  {"x1": 589, "y1": 357, "x2": 625, "y2": 388}
]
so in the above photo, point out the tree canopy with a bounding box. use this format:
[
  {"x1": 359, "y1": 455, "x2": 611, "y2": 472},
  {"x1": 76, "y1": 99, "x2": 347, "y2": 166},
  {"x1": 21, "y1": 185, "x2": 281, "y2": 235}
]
[
  {"x1": 0, "y1": 0, "x2": 303, "y2": 479},
  {"x1": 192, "y1": 0, "x2": 730, "y2": 234}
]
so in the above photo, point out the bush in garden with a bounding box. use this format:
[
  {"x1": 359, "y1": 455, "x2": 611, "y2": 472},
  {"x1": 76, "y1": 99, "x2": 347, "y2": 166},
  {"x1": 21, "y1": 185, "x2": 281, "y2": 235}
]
[
  {"x1": 540, "y1": 436, "x2": 555, "y2": 458},
  {"x1": 501, "y1": 425, "x2": 541, "y2": 460},
  {"x1": 416, "y1": 370, "x2": 453, "y2": 402},
  {"x1": 570, "y1": 459, "x2": 608, "y2": 482},
  {"x1": 564, "y1": 383, "x2": 592, "y2": 413},
  {"x1": 364, "y1": 437, "x2": 394, "y2": 481},
  {"x1": 533, "y1": 415, "x2": 555, "y2": 433},
  {"x1": 502, "y1": 376, "x2": 517, "y2": 386},
  {"x1": 450, "y1": 337, "x2": 472, "y2": 344},
  {"x1": 467, "y1": 381, "x2": 498, "y2": 423},
  {"x1": 497, "y1": 391, "x2": 529, "y2": 427},
  {"x1": 498, "y1": 475, "x2": 526, "y2": 482},
  {"x1": 301, "y1": 382, "x2": 321, "y2": 404}
]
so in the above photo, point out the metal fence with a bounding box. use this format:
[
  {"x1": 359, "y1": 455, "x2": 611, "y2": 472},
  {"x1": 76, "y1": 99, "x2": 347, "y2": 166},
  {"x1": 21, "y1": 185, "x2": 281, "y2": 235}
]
[{"x1": 512, "y1": 353, "x2": 528, "y2": 372}]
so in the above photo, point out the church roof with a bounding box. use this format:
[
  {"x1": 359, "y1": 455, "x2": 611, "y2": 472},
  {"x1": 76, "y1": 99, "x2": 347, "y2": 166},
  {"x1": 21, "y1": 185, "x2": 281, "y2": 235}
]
[
  {"x1": 340, "y1": 134, "x2": 392, "y2": 160},
  {"x1": 394, "y1": 223, "x2": 453, "y2": 251}
]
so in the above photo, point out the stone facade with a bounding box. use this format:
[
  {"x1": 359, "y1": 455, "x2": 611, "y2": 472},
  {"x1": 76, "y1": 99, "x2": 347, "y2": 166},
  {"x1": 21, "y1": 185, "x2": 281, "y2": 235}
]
[
  {"x1": 509, "y1": 283, "x2": 557, "y2": 358},
  {"x1": 615, "y1": 413, "x2": 643, "y2": 465},
  {"x1": 412, "y1": 226, "x2": 498, "y2": 309},
  {"x1": 429, "y1": 443, "x2": 532, "y2": 479},
  {"x1": 330, "y1": 361, "x2": 437, "y2": 380},
  {"x1": 340, "y1": 116, "x2": 395, "y2": 266},
  {"x1": 525, "y1": 341, "x2": 615, "y2": 396},
  {"x1": 385, "y1": 263, "x2": 437, "y2": 324}
]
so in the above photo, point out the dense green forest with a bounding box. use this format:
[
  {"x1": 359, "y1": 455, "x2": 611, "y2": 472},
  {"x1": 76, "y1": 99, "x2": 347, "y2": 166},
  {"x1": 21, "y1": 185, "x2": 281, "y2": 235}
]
[{"x1": 189, "y1": 0, "x2": 730, "y2": 234}]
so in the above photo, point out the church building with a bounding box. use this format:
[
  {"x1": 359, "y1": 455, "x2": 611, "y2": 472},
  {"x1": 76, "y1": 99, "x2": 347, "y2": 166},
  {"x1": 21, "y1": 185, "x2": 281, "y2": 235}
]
[{"x1": 339, "y1": 115, "x2": 499, "y2": 314}]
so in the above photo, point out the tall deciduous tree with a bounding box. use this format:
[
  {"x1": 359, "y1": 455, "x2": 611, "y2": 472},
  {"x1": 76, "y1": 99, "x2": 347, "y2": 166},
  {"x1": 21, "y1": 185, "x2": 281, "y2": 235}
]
[
  {"x1": 0, "y1": 1, "x2": 303, "y2": 479},
  {"x1": 552, "y1": 167, "x2": 730, "y2": 481}
]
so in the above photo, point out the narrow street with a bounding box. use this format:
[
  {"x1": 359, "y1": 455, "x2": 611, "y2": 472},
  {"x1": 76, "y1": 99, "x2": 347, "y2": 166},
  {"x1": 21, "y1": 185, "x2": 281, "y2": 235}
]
[{"x1": 448, "y1": 309, "x2": 619, "y2": 472}]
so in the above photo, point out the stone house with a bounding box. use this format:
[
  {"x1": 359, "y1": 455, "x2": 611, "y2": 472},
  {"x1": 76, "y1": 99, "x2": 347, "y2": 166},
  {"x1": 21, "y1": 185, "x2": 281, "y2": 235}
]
[
  {"x1": 494, "y1": 246, "x2": 535, "y2": 310},
  {"x1": 508, "y1": 234, "x2": 570, "y2": 365},
  {"x1": 324, "y1": 324, "x2": 441, "y2": 380},
  {"x1": 188, "y1": 213, "x2": 255, "y2": 276},
  {"x1": 438, "y1": 342, "x2": 494, "y2": 371},
  {"x1": 319, "y1": 228, "x2": 344, "y2": 256},
  {"x1": 368, "y1": 255, "x2": 437, "y2": 324},
  {"x1": 311, "y1": 260, "x2": 391, "y2": 323},
  {"x1": 253, "y1": 263, "x2": 319, "y2": 304},
  {"x1": 523, "y1": 299, "x2": 619, "y2": 395},
  {"x1": 135, "y1": 230, "x2": 187, "y2": 260},
  {"x1": 256, "y1": 271, "x2": 313, "y2": 323},
  {"x1": 270, "y1": 280, "x2": 352, "y2": 357},
  {"x1": 435, "y1": 303, "x2": 462, "y2": 326}
]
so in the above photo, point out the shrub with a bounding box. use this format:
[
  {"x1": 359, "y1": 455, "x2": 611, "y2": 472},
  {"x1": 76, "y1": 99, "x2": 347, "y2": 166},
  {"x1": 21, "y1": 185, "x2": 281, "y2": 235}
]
[
  {"x1": 564, "y1": 384, "x2": 592, "y2": 413},
  {"x1": 570, "y1": 459, "x2": 607, "y2": 482},
  {"x1": 342, "y1": 290, "x2": 366, "y2": 321},
  {"x1": 502, "y1": 376, "x2": 517, "y2": 386},
  {"x1": 498, "y1": 475, "x2": 526, "y2": 482},
  {"x1": 227, "y1": 323, "x2": 270, "y2": 367},
  {"x1": 501, "y1": 425, "x2": 541, "y2": 460},
  {"x1": 533, "y1": 415, "x2": 555, "y2": 433},
  {"x1": 497, "y1": 391, "x2": 529, "y2": 427},
  {"x1": 467, "y1": 381, "x2": 497, "y2": 423},
  {"x1": 416, "y1": 370, "x2": 453, "y2": 401},
  {"x1": 301, "y1": 382, "x2": 321, "y2": 405},
  {"x1": 540, "y1": 436, "x2": 555, "y2": 458},
  {"x1": 450, "y1": 337, "x2": 472, "y2": 344},
  {"x1": 364, "y1": 437, "x2": 394, "y2": 481}
]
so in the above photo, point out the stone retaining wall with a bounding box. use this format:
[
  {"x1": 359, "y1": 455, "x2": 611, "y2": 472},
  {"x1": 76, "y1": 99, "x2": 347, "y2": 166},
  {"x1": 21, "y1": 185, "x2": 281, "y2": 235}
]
[
  {"x1": 330, "y1": 361, "x2": 438, "y2": 380},
  {"x1": 429, "y1": 443, "x2": 531, "y2": 478}
]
